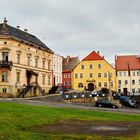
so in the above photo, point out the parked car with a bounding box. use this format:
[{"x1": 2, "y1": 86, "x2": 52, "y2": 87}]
[
  {"x1": 120, "y1": 98, "x2": 138, "y2": 108},
  {"x1": 95, "y1": 99, "x2": 119, "y2": 109}
]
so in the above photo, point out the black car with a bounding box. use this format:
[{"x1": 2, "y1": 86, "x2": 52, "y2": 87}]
[
  {"x1": 120, "y1": 98, "x2": 137, "y2": 108},
  {"x1": 95, "y1": 100, "x2": 119, "y2": 109}
]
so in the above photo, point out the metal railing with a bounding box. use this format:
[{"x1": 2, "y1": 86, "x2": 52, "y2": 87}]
[{"x1": 0, "y1": 60, "x2": 13, "y2": 67}]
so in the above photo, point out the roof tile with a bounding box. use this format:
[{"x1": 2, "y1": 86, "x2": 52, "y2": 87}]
[
  {"x1": 82, "y1": 51, "x2": 104, "y2": 61},
  {"x1": 115, "y1": 55, "x2": 140, "y2": 70}
]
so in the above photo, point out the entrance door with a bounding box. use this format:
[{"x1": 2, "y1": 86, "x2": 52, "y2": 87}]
[
  {"x1": 123, "y1": 88, "x2": 127, "y2": 96},
  {"x1": 88, "y1": 83, "x2": 94, "y2": 91}
]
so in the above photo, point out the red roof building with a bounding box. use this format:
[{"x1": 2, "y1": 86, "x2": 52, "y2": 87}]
[
  {"x1": 115, "y1": 55, "x2": 140, "y2": 94},
  {"x1": 62, "y1": 56, "x2": 79, "y2": 89},
  {"x1": 82, "y1": 51, "x2": 104, "y2": 61},
  {"x1": 115, "y1": 55, "x2": 140, "y2": 71}
]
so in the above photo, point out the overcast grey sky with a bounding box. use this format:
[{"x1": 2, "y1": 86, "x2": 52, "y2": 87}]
[{"x1": 0, "y1": 0, "x2": 140, "y2": 63}]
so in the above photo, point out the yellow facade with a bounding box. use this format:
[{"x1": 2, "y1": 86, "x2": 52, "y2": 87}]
[{"x1": 72, "y1": 59, "x2": 116, "y2": 92}]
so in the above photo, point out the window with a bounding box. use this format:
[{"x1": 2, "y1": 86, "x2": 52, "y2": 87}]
[
  {"x1": 123, "y1": 72, "x2": 126, "y2": 76},
  {"x1": 2, "y1": 71, "x2": 8, "y2": 82},
  {"x1": 118, "y1": 89, "x2": 121, "y2": 92},
  {"x1": 118, "y1": 80, "x2": 121, "y2": 85},
  {"x1": 64, "y1": 81, "x2": 67, "y2": 85},
  {"x1": 98, "y1": 64, "x2": 101, "y2": 69},
  {"x1": 35, "y1": 59, "x2": 38, "y2": 68},
  {"x1": 59, "y1": 76, "x2": 61, "y2": 83},
  {"x1": 110, "y1": 73, "x2": 112, "y2": 78},
  {"x1": 64, "y1": 74, "x2": 67, "y2": 78},
  {"x1": 98, "y1": 82, "x2": 101, "y2": 87},
  {"x1": 75, "y1": 73, "x2": 78, "y2": 78},
  {"x1": 42, "y1": 75, "x2": 45, "y2": 85},
  {"x1": 132, "y1": 80, "x2": 135, "y2": 85},
  {"x1": 16, "y1": 72, "x2": 20, "y2": 83},
  {"x1": 27, "y1": 56, "x2": 30, "y2": 66},
  {"x1": 17, "y1": 53, "x2": 20, "y2": 64},
  {"x1": 104, "y1": 73, "x2": 107, "y2": 78},
  {"x1": 78, "y1": 83, "x2": 83, "y2": 88},
  {"x1": 2, "y1": 52, "x2": 8, "y2": 61},
  {"x1": 133, "y1": 71, "x2": 135, "y2": 76},
  {"x1": 137, "y1": 71, "x2": 140, "y2": 76},
  {"x1": 57, "y1": 76, "x2": 58, "y2": 82},
  {"x1": 68, "y1": 73, "x2": 71, "y2": 78},
  {"x1": 81, "y1": 65, "x2": 84, "y2": 69},
  {"x1": 89, "y1": 73, "x2": 93, "y2": 78},
  {"x1": 138, "y1": 88, "x2": 140, "y2": 93},
  {"x1": 139, "y1": 79, "x2": 140, "y2": 85},
  {"x1": 69, "y1": 81, "x2": 71, "y2": 85},
  {"x1": 119, "y1": 72, "x2": 122, "y2": 76},
  {"x1": 110, "y1": 82, "x2": 113, "y2": 87},
  {"x1": 48, "y1": 61, "x2": 51, "y2": 70},
  {"x1": 80, "y1": 73, "x2": 83, "y2": 78},
  {"x1": 125, "y1": 80, "x2": 128, "y2": 85},
  {"x1": 98, "y1": 73, "x2": 101, "y2": 78},
  {"x1": 104, "y1": 82, "x2": 107, "y2": 87},
  {"x1": 43, "y1": 60, "x2": 45, "y2": 69},
  {"x1": 2, "y1": 88, "x2": 7, "y2": 93},
  {"x1": 132, "y1": 89, "x2": 135, "y2": 93},
  {"x1": 89, "y1": 64, "x2": 92, "y2": 69},
  {"x1": 48, "y1": 75, "x2": 51, "y2": 85}
]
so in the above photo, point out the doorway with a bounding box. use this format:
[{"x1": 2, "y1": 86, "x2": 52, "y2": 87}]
[{"x1": 88, "y1": 83, "x2": 95, "y2": 91}]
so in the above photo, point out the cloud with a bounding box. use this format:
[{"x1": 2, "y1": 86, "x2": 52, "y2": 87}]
[{"x1": 0, "y1": 0, "x2": 140, "y2": 63}]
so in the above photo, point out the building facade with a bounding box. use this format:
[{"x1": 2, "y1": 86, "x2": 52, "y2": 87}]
[
  {"x1": 0, "y1": 18, "x2": 53, "y2": 97},
  {"x1": 53, "y1": 53, "x2": 62, "y2": 86},
  {"x1": 115, "y1": 55, "x2": 140, "y2": 94},
  {"x1": 72, "y1": 51, "x2": 116, "y2": 91},
  {"x1": 62, "y1": 56, "x2": 79, "y2": 89}
]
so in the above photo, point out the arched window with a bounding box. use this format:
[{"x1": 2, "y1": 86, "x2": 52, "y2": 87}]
[{"x1": 78, "y1": 83, "x2": 83, "y2": 88}]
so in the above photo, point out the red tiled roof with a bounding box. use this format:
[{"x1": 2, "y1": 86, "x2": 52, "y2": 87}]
[
  {"x1": 82, "y1": 51, "x2": 104, "y2": 61},
  {"x1": 115, "y1": 55, "x2": 140, "y2": 70}
]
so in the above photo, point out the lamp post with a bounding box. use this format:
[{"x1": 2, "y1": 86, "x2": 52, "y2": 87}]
[{"x1": 108, "y1": 72, "x2": 112, "y2": 101}]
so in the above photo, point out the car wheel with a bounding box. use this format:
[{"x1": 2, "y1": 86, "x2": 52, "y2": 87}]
[
  {"x1": 112, "y1": 105, "x2": 116, "y2": 109},
  {"x1": 98, "y1": 104, "x2": 102, "y2": 107}
]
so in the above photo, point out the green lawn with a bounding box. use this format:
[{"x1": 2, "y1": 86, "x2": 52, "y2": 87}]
[{"x1": 0, "y1": 102, "x2": 140, "y2": 140}]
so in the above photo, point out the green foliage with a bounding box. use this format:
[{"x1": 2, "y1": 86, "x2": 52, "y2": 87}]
[{"x1": 0, "y1": 102, "x2": 139, "y2": 140}]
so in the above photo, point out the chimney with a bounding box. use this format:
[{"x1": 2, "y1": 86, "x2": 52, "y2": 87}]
[
  {"x1": 67, "y1": 56, "x2": 70, "y2": 63},
  {"x1": 24, "y1": 29, "x2": 28, "y2": 32},
  {"x1": 3, "y1": 17, "x2": 7, "y2": 24},
  {"x1": 115, "y1": 55, "x2": 118, "y2": 61},
  {"x1": 97, "y1": 51, "x2": 99, "y2": 54},
  {"x1": 17, "y1": 26, "x2": 20, "y2": 29}
]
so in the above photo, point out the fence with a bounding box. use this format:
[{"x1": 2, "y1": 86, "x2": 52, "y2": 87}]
[{"x1": 62, "y1": 91, "x2": 107, "y2": 102}]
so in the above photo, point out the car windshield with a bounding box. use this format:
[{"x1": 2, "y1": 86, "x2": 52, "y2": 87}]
[{"x1": 99, "y1": 100, "x2": 110, "y2": 103}]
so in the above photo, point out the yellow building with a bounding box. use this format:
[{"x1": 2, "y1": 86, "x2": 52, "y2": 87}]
[
  {"x1": 0, "y1": 18, "x2": 53, "y2": 97},
  {"x1": 72, "y1": 51, "x2": 116, "y2": 91}
]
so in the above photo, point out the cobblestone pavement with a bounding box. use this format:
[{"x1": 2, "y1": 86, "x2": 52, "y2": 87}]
[{"x1": 0, "y1": 94, "x2": 140, "y2": 114}]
